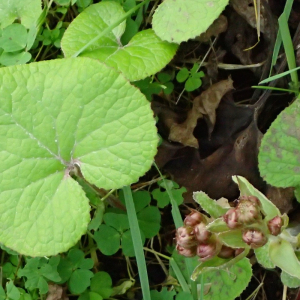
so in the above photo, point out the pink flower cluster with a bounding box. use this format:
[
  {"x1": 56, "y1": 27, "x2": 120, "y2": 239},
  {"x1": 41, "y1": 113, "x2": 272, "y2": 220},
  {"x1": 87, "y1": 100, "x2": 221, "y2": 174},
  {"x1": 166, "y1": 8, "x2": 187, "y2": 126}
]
[{"x1": 175, "y1": 196, "x2": 283, "y2": 260}]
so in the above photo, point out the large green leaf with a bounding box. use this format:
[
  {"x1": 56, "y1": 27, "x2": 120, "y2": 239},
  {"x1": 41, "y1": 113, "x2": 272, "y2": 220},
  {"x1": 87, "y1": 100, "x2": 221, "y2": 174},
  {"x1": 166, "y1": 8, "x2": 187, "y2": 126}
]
[
  {"x1": 258, "y1": 99, "x2": 300, "y2": 188},
  {"x1": 61, "y1": 2, "x2": 178, "y2": 81},
  {"x1": 202, "y1": 258, "x2": 252, "y2": 300},
  {"x1": 0, "y1": 0, "x2": 42, "y2": 29},
  {"x1": 0, "y1": 57, "x2": 157, "y2": 256},
  {"x1": 152, "y1": 0, "x2": 229, "y2": 43}
]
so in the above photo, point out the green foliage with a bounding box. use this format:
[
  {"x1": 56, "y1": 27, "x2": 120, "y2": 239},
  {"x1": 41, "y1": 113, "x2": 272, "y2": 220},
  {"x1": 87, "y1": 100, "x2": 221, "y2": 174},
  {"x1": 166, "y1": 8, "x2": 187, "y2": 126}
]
[
  {"x1": 94, "y1": 190, "x2": 160, "y2": 256},
  {"x1": 0, "y1": 57, "x2": 157, "y2": 256},
  {"x1": 258, "y1": 99, "x2": 300, "y2": 189},
  {"x1": 0, "y1": 0, "x2": 42, "y2": 29},
  {"x1": 152, "y1": 179, "x2": 186, "y2": 208},
  {"x1": 61, "y1": 1, "x2": 178, "y2": 81},
  {"x1": 57, "y1": 249, "x2": 94, "y2": 294},
  {"x1": 176, "y1": 64, "x2": 205, "y2": 92},
  {"x1": 18, "y1": 257, "x2": 61, "y2": 294},
  {"x1": 281, "y1": 271, "x2": 300, "y2": 288},
  {"x1": 193, "y1": 191, "x2": 227, "y2": 218},
  {"x1": 152, "y1": 0, "x2": 229, "y2": 43},
  {"x1": 37, "y1": 22, "x2": 65, "y2": 48}
]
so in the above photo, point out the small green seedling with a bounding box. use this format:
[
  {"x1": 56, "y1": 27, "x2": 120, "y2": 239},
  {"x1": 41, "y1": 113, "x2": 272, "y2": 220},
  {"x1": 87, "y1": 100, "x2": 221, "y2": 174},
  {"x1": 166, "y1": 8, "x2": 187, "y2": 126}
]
[{"x1": 176, "y1": 64, "x2": 205, "y2": 92}]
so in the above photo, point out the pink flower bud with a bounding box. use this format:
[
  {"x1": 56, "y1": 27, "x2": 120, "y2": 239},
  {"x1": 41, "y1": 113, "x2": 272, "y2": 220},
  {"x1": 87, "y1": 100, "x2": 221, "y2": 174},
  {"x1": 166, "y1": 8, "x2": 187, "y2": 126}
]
[
  {"x1": 236, "y1": 199, "x2": 261, "y2": 224},
  {"x1": 197, "y1": 242, "x2": 217, "y2": 261},
  {"x1": 184, "y1": 210, "x2": 203, "y2": 226},
  {"x1": 176, "y1": 244, "x2": 197, "y2": 257},
  {"x1": 239, "y1": 195, "x2": 261, "y2": 207},
  {"x1": 268, "y1": 216, "x2": 283, "y2": 236},
  {"x1": 242, "y1": 229, "x2": 267, "y2": 248},
  {"x1": 223, "y1": 208, "x2": 240, "y2": 229},
  {"x1": 176, "y1": 226, "x2": 197, "y2": 248},
  {"x1": 218, "y1": 245, "x2": 234, "y2": 259},
  {"x1": 194, "y1": 222, "x2": 211, "y2": 243}
]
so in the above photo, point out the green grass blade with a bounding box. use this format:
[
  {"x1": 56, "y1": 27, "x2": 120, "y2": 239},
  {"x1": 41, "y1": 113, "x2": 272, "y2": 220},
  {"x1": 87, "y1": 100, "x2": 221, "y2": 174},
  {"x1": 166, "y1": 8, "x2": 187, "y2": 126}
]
[
  {"x1": 260, "y1": 66, "x2": 300, "y2": 84},
  {"x1": 278, "y1": 12, "x2": 299, "y2": 91},
  {"x1": 170, "y1": 259, "x2": 190, "y2": 293},
  {"x1": 154, "y1": 163, "x2": 198, "y2": 299},
  {"x1": 269, "y1": 0, "x2": 293, "y2": 75},
  {"x1": 252, "y1": 86, "x2": 295, "y2": 93},
  {"x1": 154, "y1": 162, "x2": 183, "y2": 228},
  {"x1": 123, "y1": 185, "x2": 151, "y2": 300}
]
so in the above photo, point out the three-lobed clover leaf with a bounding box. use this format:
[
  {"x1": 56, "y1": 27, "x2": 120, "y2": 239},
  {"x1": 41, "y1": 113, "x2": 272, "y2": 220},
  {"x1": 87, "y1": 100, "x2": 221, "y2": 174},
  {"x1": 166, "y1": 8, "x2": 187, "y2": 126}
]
[
  {"x1": 152, "y1": 0, "x2": 229, "y2": 43},
  {"x1": 61, "y1": 1, "x2": 178, "y2": 81},
  {"x1": 0, "y1": 57, "x2": 158, "y2": 256},
  {"x1": 152, "y1": 180, "x2": 186, "y2": 208},
  {"x1": 18, "y1": 257, "x2": 61, "y2": 294}
]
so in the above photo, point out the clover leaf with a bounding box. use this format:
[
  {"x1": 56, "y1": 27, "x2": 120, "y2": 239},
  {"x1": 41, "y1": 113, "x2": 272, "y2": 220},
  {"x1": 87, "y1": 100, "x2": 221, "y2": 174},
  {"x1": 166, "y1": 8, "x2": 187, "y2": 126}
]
[
  {"x1": 152, "y1": 180, "x2": 186, "y2": 208},
  {"x1": 18, "y1": 257, "x2": 61, "y2": 294},
  {"x1": 61, "y1": 1, "x2": 178, "y2": 81},
  {"x1": 0, "y1": 57, "x2": 158, "y2": 256}
]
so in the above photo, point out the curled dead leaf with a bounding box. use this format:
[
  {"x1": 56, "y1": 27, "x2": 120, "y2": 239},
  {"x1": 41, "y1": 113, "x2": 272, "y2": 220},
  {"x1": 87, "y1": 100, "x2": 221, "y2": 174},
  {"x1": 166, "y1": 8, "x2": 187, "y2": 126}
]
[{"x1": 169, "y1": 78, "x2": 234, "y2": 148}]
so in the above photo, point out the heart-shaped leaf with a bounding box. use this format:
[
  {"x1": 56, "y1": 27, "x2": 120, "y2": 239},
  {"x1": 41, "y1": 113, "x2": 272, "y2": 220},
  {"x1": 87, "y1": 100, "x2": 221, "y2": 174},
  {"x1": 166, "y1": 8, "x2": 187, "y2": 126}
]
[
  {"x1": 152, "y1": 0, "x2": 229, "y2": 43},
  {"x1": 0, "y1": 0, "x2": 42, "y2": 29},
  {"x1": 0, "y1": 57, "x2": 157, "y2": 256},
  {"x1": 61, "y1": 2, "x2": 178, "y2": 81},
  {"x1": 258, "y1": 99, "x2": 300, "y2": 188}
]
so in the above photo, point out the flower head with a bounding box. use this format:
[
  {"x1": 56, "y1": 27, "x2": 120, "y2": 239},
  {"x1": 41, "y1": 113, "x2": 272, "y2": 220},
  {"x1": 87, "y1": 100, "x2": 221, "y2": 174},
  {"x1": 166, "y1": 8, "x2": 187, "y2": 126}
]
[
  {"x1": 176, "y1": 244, "x2": 197, "y2": 257},
  {"x1": 176, "y1": 226, "x2": 197, "y2": 248},
  {"x1": 197, "y1": 242, "x2": 218, "y2": 261},
  {"x1": 184, "y1": 210, "x2": 203, "y2": 226},
  {"x1": 194, "y1": 222, "x2": 211, "y2": 243},
  {"x1": 223, "y1": 208, "x2": 240, "y2": 229},
  {"x1": 268, "y1": 216, "x2": 283, "y2": 236},
  {"x1": 242, "y1": 229, "x2": 267, "y2": 248}
]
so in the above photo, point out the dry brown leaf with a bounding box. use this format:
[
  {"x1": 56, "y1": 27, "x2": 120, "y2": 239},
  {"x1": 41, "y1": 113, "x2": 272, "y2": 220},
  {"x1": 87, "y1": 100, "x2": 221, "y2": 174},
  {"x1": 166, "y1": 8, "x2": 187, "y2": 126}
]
[
  {"x1": 46, "y1": 284, "x2": 68, "y2": 300},
  {"x1": 169, "y1": 78, "x2": 234, "y2": 148}
]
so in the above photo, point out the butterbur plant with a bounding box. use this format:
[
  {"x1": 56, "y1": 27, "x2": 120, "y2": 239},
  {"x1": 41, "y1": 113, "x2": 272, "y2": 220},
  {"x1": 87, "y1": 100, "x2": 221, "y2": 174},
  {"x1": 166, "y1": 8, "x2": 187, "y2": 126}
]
[{"x1": 175, "y1": 175, "x2": 300, "y2": 296}]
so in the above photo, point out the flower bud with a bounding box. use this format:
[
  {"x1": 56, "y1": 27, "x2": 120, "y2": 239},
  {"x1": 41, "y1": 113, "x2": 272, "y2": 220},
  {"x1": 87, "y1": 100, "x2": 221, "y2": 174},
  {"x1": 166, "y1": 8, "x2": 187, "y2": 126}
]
[
  {"x1": 223, "y1": 208, "x2": 240, "y2": 229},
  {"x1": 268, "y1": 216, "x2": 283, "y2": 236},
  {"x1": 239, "y1": 195, "x2": 261, "y2": 207},
  {"x1": 176, "y1": 226, "x2": 197, "y2": 248},
  {"x1": 194, "y1": 222, "x2": 211, "y2": 243},
  {"x1": 184, "y1": 210, "x2": 203, "y2": 226},
  {"x1": 197, "y1": 242, "x2": 217, "y2": 261},
  {"x1": 176, "y1": 244, "x2": 197, "y2": 257},
  {"x1": 242, "y1": 229, "x2": 267, "y2": 248},
  {"x1": 218, "y1": 245, "x2": 234, "y2": 259},
  {"x1": 236, "y1": 199, "x2": 261, "y2": 224}
]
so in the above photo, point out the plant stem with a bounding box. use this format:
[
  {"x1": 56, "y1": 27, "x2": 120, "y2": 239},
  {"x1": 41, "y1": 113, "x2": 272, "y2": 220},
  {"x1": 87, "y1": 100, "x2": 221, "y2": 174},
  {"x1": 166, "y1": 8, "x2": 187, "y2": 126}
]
[{"x1": 123, "y1": 185, "x2": 151, "y2": 300}]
